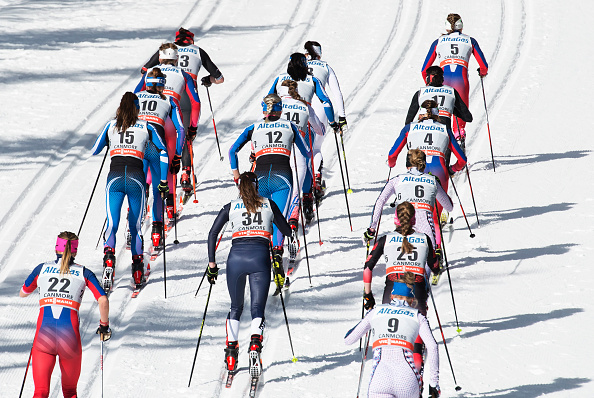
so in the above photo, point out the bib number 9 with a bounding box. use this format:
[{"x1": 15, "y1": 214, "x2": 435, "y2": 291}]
[{"x1": 387, "y1": 318, "x2": 399, "y2": 333}]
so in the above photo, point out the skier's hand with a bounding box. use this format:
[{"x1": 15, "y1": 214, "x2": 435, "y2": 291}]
[
  {"x1": 477, "y1": 67, "x2": 488, "y2": 77},
  {"x1": 338, "y1": 116, "x2": 348, "y2": 131},
  {"x1": 429, "y1": 385, "x2": 441, "y2": 398},
  {"x1": 158, "y1": 181, "x2": 169, "y2": 198},
  {"x1": 249, "y1": 152, "x2": 256, "y2": 164},
  {"x1": 187, "y1": 126, "x2": 197, "y2": 141},
  {"x1": 96, "y1": 322, "x2": 112, "y2": 341},
  {"x1": 363, "y1": 292, "x2": 375, "y2": 310},
  {"x1": 141, "y1": 67, "x2": 148, "y2": 75},
  {"x1": 329, "y1": 121, "x2": 340, "y2": 132},
  {"x1": 447, "y1": 166, "x2": 455, "y2": 176},
  {"x1": 171, "y1": 155, "x2": 182, "y2": 174},
  {"x1": 362, "y1": 228, "x2": 375, "y2": 245},
  {"x1": 232, "y1": 169, "x2": 240, "y2": 186},
  {"x1": 206, "y1": 264, "x2": 219, "y2": 285},
  {"x1": 201, "y1": 75, "x2": 213, "y2": 88}
]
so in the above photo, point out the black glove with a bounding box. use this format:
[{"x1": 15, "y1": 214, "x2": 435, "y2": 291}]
[
  {"x1": 201, "y1": 75, "x2": 212, "y2": 87},
  {"x1": 447, "y1": 166, "x2": 455, "y2": 176},
  {"x1": 363, "y1": 228, "x2": 375, "y2": 244},
  {"x1": 141, "y1": 67, "x2": 147, "y2": 75},
  {"x1": 206, "y1": 265, "x2": 219, "y2": 285},
  {"x1": 96, "y1": 323, "x2": 112, "y2": 341},
  {"x1": 187, "y1": 126, "x2": 197, "y2": 141},
  {"x1": 249, "y1": 152, "x2": 256, "y2": 164},
  {"x1": 363, "y1": 292, "x2": 375, "y2": 310},
  {"x1": 158, "y1": 181, "x2": 169, "y2": 198},
  {"x1": 477, "y1": 67, "x2": 488, "y2": 77},
  {"x1": 171, "y1": 155, "x2": 182, "y2": 174},
  {"x1": 429, "y1": 385, "x2": 441, "y2": 398},
  {"x1": 338, "y1": 116, "x2": 347, "y2": 131},
  {"x1": 329, "y1": 121, "x2": 340, "y2": 132}
]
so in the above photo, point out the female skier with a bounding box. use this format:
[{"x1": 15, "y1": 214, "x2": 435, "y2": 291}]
[
  {"x1": 228, "y1": 94, "x2": 309, "y2": 273},
  {"x1": 20, "y1": 232, "x2": 110, "y2": 398},
  {"x1": 345, "y1": 277, "x2": 440, "y2": 398},
  {"x1": 136, "y1": 68, "x2": 185, "y2": 248},
  {"x1": 421, "y1": 13, "x2": 488, "y2": 143},
  {"x1": 91, "y1": 92, "x2": 169, "y2": 289},
  {"x1": 206, "y1": 172, "x2": 293, "y2": 377}
]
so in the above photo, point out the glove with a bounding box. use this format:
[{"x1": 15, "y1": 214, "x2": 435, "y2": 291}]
[
  {"x1": 187, "y1": 125, "x2": 197, "y2": 141},
  {"x1": 171, "y1": 155, "x2": 182, "y2": 174},
  {"x1": 338, "y1": 116, "x2": 347, "y2": 131},
  {"x1": 447, "y1": 166, "x2": 456, "y2": 176},
  {"x1": 249, "y1": 152, "x2": 256, "y2": 164},
  {"x1": 329, "y1": 121, "x2": 340, "y2": 132},
  {"x1": 273, "y1": 258, "x2": 285, "y2": 288},
  {"x1": 201, "y1": 75, "x2": 212, "y2": 87},
  {"x1": 233, "y1": 177, "x2": 239, "y2": 186},
  {"x1": 141, "y1": 67, "x2": 147, "y2": 75},
  {"x1": 363, "y1": 228, "x2": 375, "y2": 244},
  {"x1": 429, "y1": 385, "x2": 441, "y2": 398},
  {"x1": 477, "y1": 67, "x2": 488, "y2": 77},
  {"x1": 157, "y1": 181, "x2": 169, "y2": 198},
  {"x1": 206, "y1": 265, "x2": 219, "y2": 285},
  {"x1": 363, "y1": 292, "x2": 375, "y2": 310},
  {"x1": 96, "y1": 322, "x2": 112, "y2": 341}
]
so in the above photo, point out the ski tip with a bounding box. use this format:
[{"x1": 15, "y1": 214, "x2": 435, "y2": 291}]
[
  {"x1": 291, "y1": 357, "x2": 298, "y2": 363},
  {"x1": 455, "y1": 386, "x2": 462, "y2": 391},
  {"x1": 347, "y1": 189, "x2": 353, "y2": 194}
]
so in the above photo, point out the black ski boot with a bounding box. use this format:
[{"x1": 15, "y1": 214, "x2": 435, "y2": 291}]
[
  {"x1": 132, "y1": 254, "x2": 145, "y2": 287},
  {"x1": 102, "y1": 247, "x2": 116, "y2": 291},
  {"x1": 303, "y1": 193, "x2": 314, "y2": 224},
  {"x1": 225, "y1": 341, "x2": 239, "y2": 373}
]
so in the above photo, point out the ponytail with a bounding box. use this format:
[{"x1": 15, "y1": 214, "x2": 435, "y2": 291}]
[
  {"x1": 239, "y1": 172, "x2": 264, "y2": 214},
  {"x1": 396, "y1": 202, "x2": 415, "y2": 254},
  {"x1": 115, "y1": 92, "x2": 139, "y2": 133},
  {"x1": 281, "y1": 80, "x2": 307, "y2": 105},
  {"x1": 418, "y1": 99, "x2": 440, "y2": 122},
  {"x1": 406, "y1": 149, "x2": 426, "y2": 172}
]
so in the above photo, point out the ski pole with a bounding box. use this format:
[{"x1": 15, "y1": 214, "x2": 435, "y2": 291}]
[
  {"x1": 292, "y1": 146, "x2": 312, "y2": 286},
  {"x1": 465, "y1": 166, "x2": 480, "y2": 226},
  {"x1": 333, "y1": 127, "x2": 353, "y2": 231},
  {"x1": 95, "y1": 217, "x2": 107, "y2": 250},
  {"x1": 78, "y1": 150, "x2": 108, "y2": 236},
  {"x1": 356, "y1": 330, "x2": 371, "y2": 398},
  {"x1": 205, "y1": 86, "x2": 223, "y2": 161},
  {"x1": 338, "y1": 128, "x2": 353, "y2": 194},
  {"x1": 18, "y1": 347, "x2": 32, "y2": 398},
  {"x1": 188, "y1": 283, "x2": 213, "y2": 387},
  {"x1": 101, "y1": 338, "x2": 104, "y2": 398},
  {"x1": 194, "y1": 270, "x2": 207, "y2": 298},
  {"x1": 437, "y1": 219, "x2": 461, "y2": 333},
  {"x1": 479, "y1": 73, "x2": 495, "y2": 172},
  {"x1": 372, "y1": 168, "x2": 392, "y2": 243},
  {"x1": 271, "y1": 245, "x2": 297, "y2": 362},
  {"x1": 448, "y1": 176, "x2": 475, "y2": 238},
  {"x1": 188, "y1": 139, "x2": 199, "y2": 204},
  {"x1": 162, "y1": 197, "x2": 167, "y2": 299},
  {"x1": 429, "y1": 286, "x2": 462, "y2": 391},
  {"x1": 173, "y1": 176, "x2": 179, "y2": 245},
  {"x1": 307, "y1": 125, "x2": 322, "y2": 245}
]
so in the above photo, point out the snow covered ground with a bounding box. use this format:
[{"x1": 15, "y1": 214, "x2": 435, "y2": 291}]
[{"x1": 1, "y1": 0, "x2": 593, "y2": 397}]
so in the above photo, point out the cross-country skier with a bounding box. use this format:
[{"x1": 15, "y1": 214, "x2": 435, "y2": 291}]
[
  {"x1": 421, "y1": 13, "x2": 488, "y2": 144},
  {"x1": 206, "y1": 172, "x2": 293, "y2": 377},
  {"x1": 304, "y1": 40, "x2": 347, "y2": 199},
  {"x1": 228, "y1": 94, "x2": 310, "y2": 274},
  {"x1": 134, "y1": 43, "x2": 200, "y2": 218},
  {"x1": 19, "y1": 232, "x2": 110, "y2": 398},
  {"x1": 92, "y1": 92, "x2": 169, "y2": 289},
  {"x1": 136, "y1": 68, "x2": 185, "y2": 248},
  {"x1": 345, "y1": 277, "x2": 440, "y2": 398},
  {"x1": 140, "y1": 28, "x2": 224, "y2": 194},
  {"x1": 363, "y1": 203, "x2": 439, "y2": 372},
  {"x1": 405, "y1": 66, "x2": 472, "y2": 151},
  {"x1": 365, "y1": 149, "x2": 452, "y2": 253}
]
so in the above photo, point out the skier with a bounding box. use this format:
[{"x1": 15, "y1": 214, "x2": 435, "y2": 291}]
[
  {"x1": 421, "y1": 13, "x2": 488, "y2": 144},
  {"x1": 136, "y1": 68, "x2": 185, "y2": 248},
  {"x1": 140, "y1": 28, "x2": 224, "y2": 194},
  {"x1": 19, "y1": 232, "x2": 111, "y2": 398},
  {"x1": 92, "y1": 92, "x2": 169, "y2": 289},
  {"x1": 206, "y1": 172, "x2": 293, "y2": 377},
  {"x1": 363, "y1": 203, "x2": 439, "y2": 371},
  {"x1": 228, "y1": 94, "x2": 310, "y2": 274},
  {"x1": 135, "y1": 43, "x2": 200, "y2": 218},
  {"x1": 278, "y1": 79, "x2": 325, "y2": 227},
  {"x1": 405, "y1": 66, "x2": 472, "y2": 149},
  {"x1": 304, "y1": 40, "x2": 347, "y2": 198},
  {"x1": 345, "y1": 278, "x2": 440, "y2": 398},
  {"x1": 364, "y1": 149, "x2": 452, "y2": 253}
]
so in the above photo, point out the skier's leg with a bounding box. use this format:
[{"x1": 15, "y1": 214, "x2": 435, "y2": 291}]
[{"x1": 104, "y1": 172, "x2": 125, "y2": 250}]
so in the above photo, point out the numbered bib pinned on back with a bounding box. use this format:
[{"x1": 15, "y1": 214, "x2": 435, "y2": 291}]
[
  {"x1": 394, "y1": 171, "x2": 438, "y2": 212},
  {"x1": 383, "y1": 231, "x2": 430, "y2": 278},
  {"x1": 370, "y1": 304, "x2": 419, "y2": 351},
  {"x1": 107, "y1": 120, "x2": 150, "y2": 160},
  {"x1": 137, "y1": 91, "x2": 172, "y2": 128},
  {"x1": 229, "y1": 198, "x2": 275, "y2": 241},
  {"x1": 251, "y1": 120, "x2": 295, "y2": 159},
  {"x1": 37, "y1": 262, "x2": 87, "y2": 315},
  {"x1": 418, "y1": 86, "x2": 456, "y2": 119},
  {"x1": 407, "y1": 120, "x2": 449, "y2": 159}
]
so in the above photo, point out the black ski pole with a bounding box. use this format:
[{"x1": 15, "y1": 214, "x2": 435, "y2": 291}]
[
  {"x1": 291, "y1": 147, "x2": 313, "y2": 285},
  {"x1": 465, "y1": 166, "x2": 480, "y2": 226},
  {"x1": 162, "y1": 197, "x2": 167, "y2": 299},
  {"x1": 78, "y1": 150, "x2": 108, "y2": 236},
  {"x1": 479, "y1": 73, "x2": 495, "y2": 172},
  {"x1": 437, "y1": 219, "x2": 461, "y2": 333},
  {"x1": 101, "y1": 338, "x2": 104, "y2": 398},
  {"x1": 339, "y1": 128, "x2": 353, "y2": 194},
  {"x1": 271, "y1": 245, "x2": 298, "y2": 362},
  {"x1": 18, "y1": 347, "x2": 32, "y2": 398},
  {"x1": 333, "y1": 127, "x2": 353, "y2": 231},
  {"x1": 95, "y1": 217, "x2": 107, "y2": 250},
  {"x1": 173, "y1": 176, "x2": 179, "y2": 245},
  {"x1": 205, "y1": 86, "x2": 223, "y2": 161},
  {"x1": 356, "y1": 330, "x2": 371, "y2": 398},
  {"x1": 429, "y1": 286, "x2": 462, "y2": 391},
  {"x1": 449, "y1": 176, "x2": 475, "y2": 238},
  {"x1": 188, "y1": 282, "x2": 213, "y2": 387}
]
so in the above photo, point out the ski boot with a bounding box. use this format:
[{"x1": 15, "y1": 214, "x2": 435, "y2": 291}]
[
  {"x1": 166, "y1": 193, "x2": 175, "y2": 220},
  {"x1": 102, "y1": 247, "x2": 116, "y2": 291},
  {"x1": 440, "y1": 209, "x2": 449, "y2": 228},
  {"x1": 132, "y1": 254, "x2": 145, "y2": 287},
  {"x1": 248, "y1": 334, "x2": 263, "y2": 377},
  {"x1": 225, "y1": 341, "x2": 239, "y2": 373},
  {"x1": 287, "y1": 219, "x2": 299, "y2": 264},
  {"x1": 303, "y1": 193, "x2": 315, "y2": 224},
  {"x1": 180, "y1": 167, "x2": 192, "y2": 193},
  {"x1": 151, "y1": 221, "x2": 164, "y2": 249},
  {"x1": 313, "y1": 173, "x2": 325, "y2": 202}
]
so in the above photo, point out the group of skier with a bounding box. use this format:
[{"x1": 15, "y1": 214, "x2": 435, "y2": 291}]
[{"x1": 19, "y1": 12, "x2": 489, "y2": 398}]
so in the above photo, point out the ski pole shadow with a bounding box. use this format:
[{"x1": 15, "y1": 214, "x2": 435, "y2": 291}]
[
  {"x1": 470, "y1": 150, "x2": 591, "y2": 172},
  {"x1": 470, "y1": 202, "x2": 576, "y2": 227},
  {"x1": 459, "y1": 377, "x2": 591, "y2": 397}
]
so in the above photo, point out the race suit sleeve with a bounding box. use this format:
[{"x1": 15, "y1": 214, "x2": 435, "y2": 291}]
[
  {"x1": 134, "y1": 74, "x2": 147, "y2": 93},
  {"x1": 369, "y1": 178, "x2": 397, "y2": 231},
  {"x1": 418, "y1": 313, "x2": 439, "y2": 387},
  {"x1": 199, "y1": 48, "x2": 223, "y2": 80},
  {"x1": 228, "y1": 124, "x2": 254, "y2": 171},
  {"x1": 453, "y1": 89, "x2": 473, "y2": 123},
  {"x1": 91, "y1": 121, "x2": 111, "y2": 155},
  {"x1": 313, "y1": 77, "x2": 335, "y2": 123},
  {"x1": 141, "y1": 51, "x2": 160, "y2": 74},
  {"x1": 207, "y1": 203, "x2": 231, "y2": 263},
  {"x1": 270, "y1": 200, "x2": 293, "y2": 237},
  {"x1": 326, "y1": 64, "x2": 346, "y2": 118},
  {"x1": 268, "y1": 77, "x2": 280, "y2": 95},
  {"x1": 405, "y1": 91, "x2": 421, "y2": 125},
  {"x1": 471, "y1": 37, "x2": 489, "y2": 75},
  {"x1": 169, "y1": 97, "x2": 186, "y2": 149},
  {"x1": 421, "y1": 39, "x2": 438, "y2": 82},
  {"x1": 435, "y1": 182, "x2": 453, "y2": 212},
  {"x1": 307, "y1": 105, "x2": 325, "y2": 136},
  {"x1": 148, "y1": 124, "x2": 169, "y2": 180},
  {"x1": 387, "y1": 125, "x2": 410, "y2": 168},
  {"x1": 183, "y1": 71, "x2": 201, "y2": 129},
  {"x1": 447, "y1": 128, "x2": 467, "y2": 172},
  {"x1": 364, "y1": 235, "x2": 387, "y2": 273},
  {"x1": 21, "y1": 263, "x2": 44, "y2": 295},
  {"x1": 344, "y1": 310, "x2": 374, "y2": 345},
  {"x1": 83, "y1": 267, "x2": 107, "y2": 299}
]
